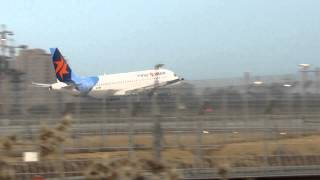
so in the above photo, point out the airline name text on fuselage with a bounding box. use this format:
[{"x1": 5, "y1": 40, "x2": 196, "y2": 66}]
[{"x1": 137, "y1": 71, "x2": 166, "y2": 78}]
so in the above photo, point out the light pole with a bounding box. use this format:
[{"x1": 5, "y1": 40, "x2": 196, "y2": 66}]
[
  {"x1": 298, "y1": 64, "x2": 320, "y2": 93},
  {"x1": 298, "y1": 64, "x2": 311, "y2": 94},
  {"x1": 298, "y1": 64, "x2": 320, "y2": 136}
]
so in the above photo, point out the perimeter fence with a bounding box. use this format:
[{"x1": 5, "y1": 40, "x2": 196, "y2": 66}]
[{"x1": 1, "y1": 75, "x2": 320, "y2": 179}]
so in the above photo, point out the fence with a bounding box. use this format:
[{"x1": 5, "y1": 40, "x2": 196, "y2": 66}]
[{"x1": 1, "y1": 76, "x2": 320, "y2": 179}]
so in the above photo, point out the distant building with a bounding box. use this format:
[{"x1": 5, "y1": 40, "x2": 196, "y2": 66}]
[
  {"x1": 15, "y1": 49, "x2": 56, "y2": 84},
  {"x1": 0, "y1": 55, "x2": 25, "y2": 119},
  {"x1": 14, "y1": 49, "x2": 66, "y2": 117}
]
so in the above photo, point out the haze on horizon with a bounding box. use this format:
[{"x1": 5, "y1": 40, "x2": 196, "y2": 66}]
[{"x1": 1, "y1": 0, "x2": 320, "y2": 80}]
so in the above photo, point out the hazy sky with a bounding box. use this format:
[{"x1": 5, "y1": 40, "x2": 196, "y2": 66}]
[{"x1": 1, "y1": 0, "x2": 320, "y2": 79}]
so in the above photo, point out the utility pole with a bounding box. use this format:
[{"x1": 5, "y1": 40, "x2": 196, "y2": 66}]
[
  {"x1": 0, "y1": 25, "x2": 26, "y2": 119},
  {"x1": 152, "y1": 64, "x2": 163, "y2": 161},
  {"x1": 0, "y1": 24, "x2": 14, "y2": 57},
  {"x1": 315, "y1": 67, "x2": 320, "y2": 94},
  {"x1": 0, "y1": 24, "x2": 13, "y2": 73},
  {"x1": 0, "y1": 24, "x2": 27, "y2": 68},
  {"x1": 243, "y1": 72, "x2": 251, "y2": 127}
]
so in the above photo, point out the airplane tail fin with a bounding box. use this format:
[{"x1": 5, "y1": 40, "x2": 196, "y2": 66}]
[
  {"x1": 50, "y1": 48, "x2": 79, "y2": 83},
  {"x1": 49, "y1": 48, "x2": 99, "y2": 94}
]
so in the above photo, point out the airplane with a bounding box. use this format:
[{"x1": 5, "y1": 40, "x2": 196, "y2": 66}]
[{"x1": 32, "y1": 48, "x2": 184, "y2": 99}]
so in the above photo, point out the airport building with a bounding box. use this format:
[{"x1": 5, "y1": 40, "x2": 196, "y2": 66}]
[
  {"x1": 0, "y1": 55, "x2": 25, "y2": 118},
  {"x1": 0, "y1": 49, "x2": 69, "y2": 120},
  {"x1": 15, "y1": 49, "x2": 68, "y2": 118}
]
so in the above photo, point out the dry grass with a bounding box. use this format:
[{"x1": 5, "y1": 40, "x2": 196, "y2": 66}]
[
  {"x1": 1, "y1": 125, "x2": 320, "y2": 180},
  {"x1": 0, "y1": 135, "x2": 17, "y2": 156},
  {"x1": 65, "y1": 132, "x2": 267, "y2": 149},
  {"x1": 201, "y1": 134, "x2": 320, "y2": 167},
  {"x1": 212, "y1": 134, "x2": 320, "y2": 157},
  {"x1": 39, "y1": 118, "x2": 72, "y2": 157},
  {"x1": 0, "y1": 160, "x2": 15, "y2": 180},
  {"x1": 62, "y1": 133, "x2": 320, "y2": 168},
  {"x1": 84, "y1": 157, "x2": 181, "y2": 180},
  {"x1": 3, "y1": 120, "x2": 320, "y2": 169}
]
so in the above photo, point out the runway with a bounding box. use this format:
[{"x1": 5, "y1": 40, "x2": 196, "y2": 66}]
[{"x1": 1, "y1": 115, "x2": 319, "y2": 137}]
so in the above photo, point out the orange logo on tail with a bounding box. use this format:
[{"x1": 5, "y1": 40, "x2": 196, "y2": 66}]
[{"x1": 54, "y1": 58, "x2": 69, "y2": 80}]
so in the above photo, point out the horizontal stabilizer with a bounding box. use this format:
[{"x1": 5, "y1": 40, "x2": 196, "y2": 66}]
[{"x1": 31, "y1": 82, "x2": 52, "y2": 88}]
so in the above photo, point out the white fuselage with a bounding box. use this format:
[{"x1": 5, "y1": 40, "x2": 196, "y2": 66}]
[
  {"x1": 89, "y1": 69, "x2": 181, "y2": 98},
  {"x1": 51, "y1": 69, "x2": 182, "y2": 98}
]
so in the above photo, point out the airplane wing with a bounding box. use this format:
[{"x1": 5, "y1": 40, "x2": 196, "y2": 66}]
[{"x1": 31, "y1": 82, "x2": 52, "y2": 88}]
